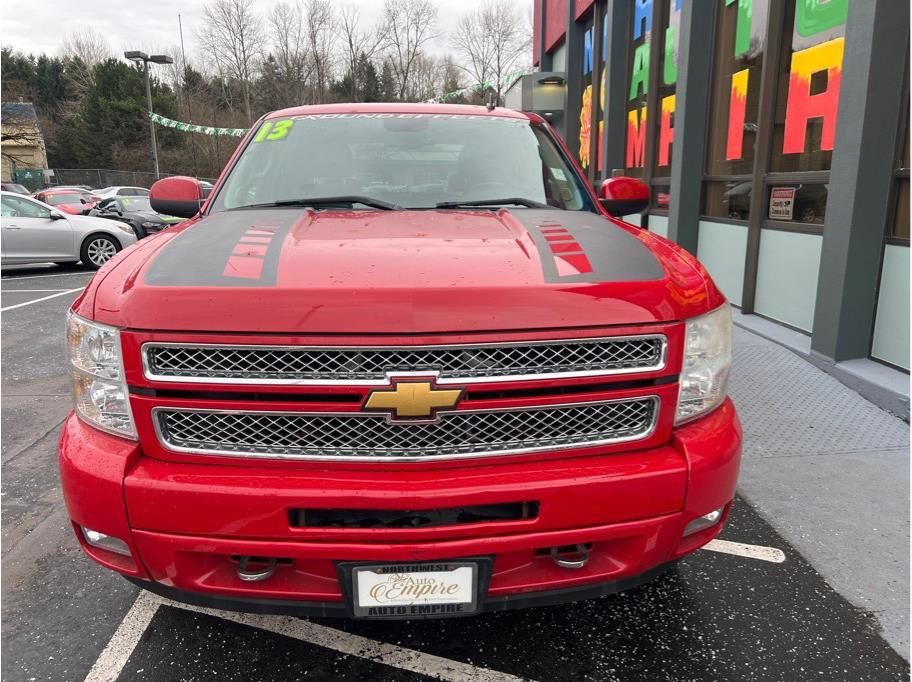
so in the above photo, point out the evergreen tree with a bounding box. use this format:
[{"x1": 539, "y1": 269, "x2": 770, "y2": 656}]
[
  {"x1": 357, "y1": 53, "x2": 380, "y2": 102},
  {"x1": 379, "y1": 59, "x2": 397, "y2": 102}
]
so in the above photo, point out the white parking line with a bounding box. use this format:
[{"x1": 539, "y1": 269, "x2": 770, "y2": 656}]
[
  {"x1": 84, "y1": 538, "x2": 787, "y2": 680},
  {"x1": 2, "y1": 288, "x2": 78, "y2": 293},
  {"x1": 701, "y1": 539, "x2": 786, "y2": 563},
  {"x1": 1, "y1": 271, "x2": 92, "y2": 280},
  {"x1": 85, "y1": 591, "x2": 528, "y2": 682},
  {"x1": 165, "y1": 597, "x2": 528, "y2": 682},
  {"x1": 1, "y1": 287, "x2": 84, "y2": 312},
  {"x1": 84, "y1": 592, "x2": 161, "y2": 682}
]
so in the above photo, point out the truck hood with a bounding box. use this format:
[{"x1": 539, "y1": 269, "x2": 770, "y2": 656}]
[{"x1": 87, "y1": 208, "x2": 719, "y2": 334}]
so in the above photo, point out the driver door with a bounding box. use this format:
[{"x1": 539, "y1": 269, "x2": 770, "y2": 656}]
[{"x1": 0, "y1": 195, "x2": 75, "y2": 262}]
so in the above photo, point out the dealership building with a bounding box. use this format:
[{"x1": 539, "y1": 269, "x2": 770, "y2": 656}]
[{"x1": 512, "y1": 0, "x2": 909, "y2": 415}]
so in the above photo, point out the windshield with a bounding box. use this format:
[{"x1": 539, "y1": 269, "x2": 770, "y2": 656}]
[
  {"x1": 46, "y1": 193, "x2": 81, "y2": 205},
  {"x1": 121, "y1": 197, "x2": 152, "y2": 211},
  {"x1": 210, "y1": 114, "x2": 593, "y2": 212}
]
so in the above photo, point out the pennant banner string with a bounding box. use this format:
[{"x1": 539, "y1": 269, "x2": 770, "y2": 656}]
[{"x1": 149, "y1": 112, "x2": 248, "y2": 137}]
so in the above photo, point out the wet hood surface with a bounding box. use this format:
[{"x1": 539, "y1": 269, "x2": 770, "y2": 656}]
[{"x1": 88, "y1": 208, "x2": 717, "y2": 333}]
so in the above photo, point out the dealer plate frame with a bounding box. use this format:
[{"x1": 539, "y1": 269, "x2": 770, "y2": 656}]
[{"x1": 336, "y1": 557, "x2": 494, "y2": 620}]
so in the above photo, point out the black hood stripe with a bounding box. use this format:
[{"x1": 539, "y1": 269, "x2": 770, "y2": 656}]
[
  {"x1": 144, "y1": 211, "x2": 299, "y2": 287},
  {"x1": 143, "y1": 207, "x2": 663, "y2": 288},
  {"x1": 511, "y1": 210, "x2": 665, "y2": 284}
]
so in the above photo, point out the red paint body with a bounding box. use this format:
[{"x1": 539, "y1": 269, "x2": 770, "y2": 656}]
[
  {"x1": 60, "y1": 103, "x2": 741, "y2": 616},
  {"x1": 35, "y1": 190, "x2": 94, "y2": 214}
]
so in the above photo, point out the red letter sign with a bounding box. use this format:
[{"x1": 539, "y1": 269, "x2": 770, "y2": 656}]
[
  {"x1": 782, "y1": 37, "x2": 844, "y2": 154},
  {"x1": 726, "y1": 69, "x2": 749, "y2": 160},
  {"x1": 626, "y1": 107, "x2": 647, "y2": 168}
]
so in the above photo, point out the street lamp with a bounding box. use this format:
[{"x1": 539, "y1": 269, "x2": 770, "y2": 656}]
[{"x1": 124, "y1": 51, "x2": 173, "y2": 179}]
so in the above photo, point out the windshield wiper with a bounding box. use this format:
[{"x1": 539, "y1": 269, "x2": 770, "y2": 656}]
[
  {"x1": 435, "y1": 197, "x2": 549, "y2": 209},
  {"x1": 233, "y1": 195, "x2": 402, "y2": 211}
]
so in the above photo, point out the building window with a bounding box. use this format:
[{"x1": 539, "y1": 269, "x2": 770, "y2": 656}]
[
  {"x1": 652, "y1": 0, "x2": 681, "y2": 177},
  {"x1": 578, "y1": 15, "x2": 596, "y2": 169},
  {"x1": 767, "y1": 183, "x2": 828, "y2": 224},
  {"x1": 768, "y1": 0, "x2": 847, "y2": 174},
  {"x1": 891, "y1": 114, "x2": 910, "y2": 241},
  {"x1": 579, "y1": 11, "x2": 607, "y2": 177},
  {"x1": 703, "y1": 179, "x2": 752, "y2": 221},
  {"x1": 893, "y1": 181, "x2": 909, "y2": 240},
  {"x1": 705, "y1": 0, "x2": 768, "y2": 178},
  {"x1": 702, "y1": 0, "x2": 769, "y2": 221},
  {"x1": 761, "y1": 0, "x2": 847, "y2": 230},
  {"x1": 624, "y1": 0, "x2": 652, "y2": 178}
]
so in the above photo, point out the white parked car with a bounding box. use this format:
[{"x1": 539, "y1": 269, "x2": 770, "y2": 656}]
[
  {"x1": 93, "y1": 186, "x2": 150, "y2": 199},
  {"x1": 0, "y1": 191, "x2": 137, "y2": 269}
]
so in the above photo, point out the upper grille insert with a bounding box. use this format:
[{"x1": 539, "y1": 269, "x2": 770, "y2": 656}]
[
  {"x1": 154, "y1": 397, "x2": 658, "y2": 461},
  {"x1": 143, "y1": 336, "x2": 666, "y2": 384}
]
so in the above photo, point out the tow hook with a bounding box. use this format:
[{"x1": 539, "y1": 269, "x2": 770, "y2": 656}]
[
  {"x1": 550, "y1": 544, "x2": 591, "y2": 569},
  {"x1": 236, "y1": 556, "x2": 278, "y2": 582}
]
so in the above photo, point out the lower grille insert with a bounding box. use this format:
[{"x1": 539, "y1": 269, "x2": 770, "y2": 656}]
[
  {"x1": 154, "y1": 397, "x2": 659, "y2": 461},
  {"x1": 290, "y1": 502, "x2": 538, "y2": 529}
]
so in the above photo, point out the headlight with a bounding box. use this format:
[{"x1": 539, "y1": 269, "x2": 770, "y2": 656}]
[
  {"x1": 112, "y1": 221, "x2": 134, "y2": 235},
  {"x1": 675, "y1": 304, "x2": 732, "y2": 425},
  {"x1": 140, "y1": 221, "x2": 160, "y2": 229},
  {"x1": 66, "y1": 311, "x2": 136, "y2": 439}
]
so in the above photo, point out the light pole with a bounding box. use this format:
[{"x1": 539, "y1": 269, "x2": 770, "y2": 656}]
[{"x1": 124, "y1": 51, "x2": 173, "y2": 179}]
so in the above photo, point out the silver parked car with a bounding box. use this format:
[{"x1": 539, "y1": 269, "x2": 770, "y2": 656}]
[
  {"x1": 0, "y1": 191, "x2": 137, "y2": 269},
  {"x1": 92, "y1": 186, "x2": 150, "y2": 199}
]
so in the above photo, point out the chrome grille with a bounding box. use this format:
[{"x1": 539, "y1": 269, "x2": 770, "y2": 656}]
[
  {"x1": 143, "y1": 336, "x2": 666, "y2": 385},
  {"x1": 154, "y1": 398, "x2": 658, "y2": 461}
]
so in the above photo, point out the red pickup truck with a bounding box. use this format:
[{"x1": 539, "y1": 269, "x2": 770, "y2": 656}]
[{"x1": 60, "y1": 103, "x2": 740, "y2": 619}]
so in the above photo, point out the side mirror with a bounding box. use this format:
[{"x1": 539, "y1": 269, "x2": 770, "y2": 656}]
[
  {"x1": 598, "y1": 177, "x2": 650, "y2": 217},
  {"x1": 49, "y1": 212, "x2": 65, "y2": 220},
  {"x1": 150, "y1": 176, "x2": 204, "y2": 218}
]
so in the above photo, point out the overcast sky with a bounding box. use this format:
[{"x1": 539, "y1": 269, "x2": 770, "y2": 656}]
[{"x1": 2, "y1": 0, "x2": 524, "y2": 62}]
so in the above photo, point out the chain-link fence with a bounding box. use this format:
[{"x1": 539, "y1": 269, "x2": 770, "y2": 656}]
[{"x1": 46, "y1": 169, "x2": 217, "y2": 190}]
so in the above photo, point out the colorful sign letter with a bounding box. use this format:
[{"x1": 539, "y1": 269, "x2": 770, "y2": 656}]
[
  {"x1": 626, "y1": 106, "x2": 647, "y2": 168},
  {"x1": 726, "y1": 69, "x2": 749, "y2": 160},
  {"x1": 633, "y1": 0, "x2": 653, "y2": 41},
  {"x1": 657, "y1": 95, "x2": 675, "y2": 167},
  {"x1": 579, "y1": 85, "x2": 593, "y2": 169},
  {"x1": 629, "y1": 43, "x2": 650, "y2": 100},
  {"x1": 782, "y1": 37, "x2": 844, "y2": 154}
]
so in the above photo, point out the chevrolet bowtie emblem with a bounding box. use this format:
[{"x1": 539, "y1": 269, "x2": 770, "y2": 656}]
[{"x1": 363, "y1": 381, "x2": 463, "y2": 422}]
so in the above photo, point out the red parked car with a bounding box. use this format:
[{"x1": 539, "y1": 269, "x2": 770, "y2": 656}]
[
  {"x1": 34, "y1": 189, "x2": 97, "y2": 215},
  {"x1": 60, "y1": 103, "x2": 740, "y2": 619}
]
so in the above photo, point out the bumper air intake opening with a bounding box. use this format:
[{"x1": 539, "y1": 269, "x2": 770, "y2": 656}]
[{"x1": 289, "y1": 502, "x2": 539, "y2": 529}]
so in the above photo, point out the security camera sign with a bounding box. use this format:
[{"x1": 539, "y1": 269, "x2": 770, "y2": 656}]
[{"x1": 769, "y1": 187, "x2": 797, "y2": 220}]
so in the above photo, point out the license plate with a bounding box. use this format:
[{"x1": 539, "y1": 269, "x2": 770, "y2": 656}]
[{"x1": 349, "y1": 561, "x2": 480, "y2": 618}]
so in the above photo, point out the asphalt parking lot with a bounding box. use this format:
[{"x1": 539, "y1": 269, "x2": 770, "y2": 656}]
[{"x1": 1, "y1": 264, "x2": 909, "y2": 681}]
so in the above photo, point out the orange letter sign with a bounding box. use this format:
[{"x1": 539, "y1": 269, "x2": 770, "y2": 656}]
[
  {"x1": 626, "y1": 106, "x2": 647, "y2": 168},
  {"x1": 726, "y1": 69, "x2": 749, "y2": 160},
  {"x1": 658, "y1": 95, "x2": 675, "y2": 167},
  {"x1": 782, "y1": 37, "x2": 844, "y2": 154}
]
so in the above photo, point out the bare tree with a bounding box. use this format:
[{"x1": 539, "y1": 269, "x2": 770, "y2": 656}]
[
  {"x1": 338, "y1": 4, "x2": 385, "y2": 101},
  {"x1": 265, "y1": 1, "x2": 311, "y2": 105},
  {"x1": 406, "y1": 53, "x2": 445, "y2": 102},
  {"x1": 380, "y1": 0, "x2": 438, "y2": 101},
  {"x1": 452, "y1": 11, "x2": 496, "y2": 99},
  {"x1": 197, "y1": 0, "x2": 265, "y2": 122},
  {"x1": 452, "y1": 0, "x2": 529, "y2": 104},
  {"x1": 60, "y1": 28, "x2": 111, "y2": 95},
  {"x1": 303, "y1": 0, "x2": 337, "y2": 104}
]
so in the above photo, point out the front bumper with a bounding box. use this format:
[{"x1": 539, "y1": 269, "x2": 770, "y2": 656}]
[{"x1": 58, "y1": 399, "x2": 741, "y2": 616}]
